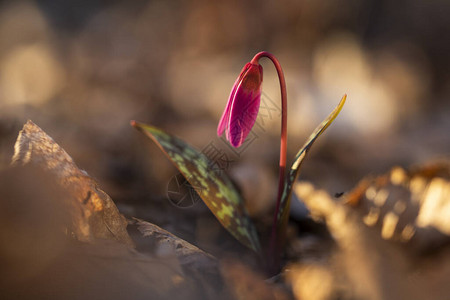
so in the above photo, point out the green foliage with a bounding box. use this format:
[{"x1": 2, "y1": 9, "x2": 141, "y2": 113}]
[
  {"x1": 132, "y1": 122, "x2": 261, "y2": 253},
  {"x1": 277, "y1": 95, "x2": 347, "y2": 227},
  {"x1": 132, "y1": 94, "x2": 345, "y2": 256}
]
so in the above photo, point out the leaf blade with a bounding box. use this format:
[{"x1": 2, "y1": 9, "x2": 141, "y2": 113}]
[
  {"x1": 132, "y1": 121, "x2": 261, "y2": 253},
  {"x1": 278, "y1": 94, "x2": 347, "y2": 225}
]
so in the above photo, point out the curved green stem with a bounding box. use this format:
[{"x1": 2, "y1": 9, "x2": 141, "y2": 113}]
[{"x1": 251, "y1": 52, "x2": 287, "y2": 273}]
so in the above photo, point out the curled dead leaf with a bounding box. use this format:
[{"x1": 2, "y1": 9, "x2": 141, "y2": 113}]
[
  {"x1": 291, "y1": 159, "x2": 450, "y2": 300},
  {"x1": 344, "y1": 160, "x2": 450, "y2": 250},
  {"x1": 11, "y1": 120, "x2": 133, "y2": 246},
  {"x1": 134, "y1": 218, "x2": 217, "y2": 270}
]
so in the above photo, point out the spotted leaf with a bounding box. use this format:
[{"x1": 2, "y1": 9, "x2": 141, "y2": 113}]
[
  {"x1": 278, "y1": 95, "x2": 347, "y2": 226},
  {"x1": 131, "y1": 121, "x2": 261, "y2": 253}
]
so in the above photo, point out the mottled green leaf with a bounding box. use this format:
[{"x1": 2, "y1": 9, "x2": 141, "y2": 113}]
[
  {"x1": 277, "y1": 94, "x2": 347, "y2": 226},
  {"x1": 132, "y1": 121, "x2": 261, "y2": 253}
]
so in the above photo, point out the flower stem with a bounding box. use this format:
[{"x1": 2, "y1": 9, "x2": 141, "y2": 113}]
[{"x1": 251, "y1": 52, "x2": 287, "y2": 273}]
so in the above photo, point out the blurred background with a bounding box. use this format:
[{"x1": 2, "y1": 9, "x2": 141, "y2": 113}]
[{"x1": 0, "y1": 0, "x2": 448, "y2": 249}]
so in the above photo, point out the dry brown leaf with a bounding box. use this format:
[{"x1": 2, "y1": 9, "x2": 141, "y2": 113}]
[
  {"x1": 291, "y1": 159, "x2": 450, "y2": 300},
  {"x1": 134, "y1": 219, "x2": 238, "y2": 300},
  {"x1": 134, "y1": 218, "x2": 217, "y2": 270},
  {"x1": 11, "y1": 120, "x2": 133, "y2": 246},
  {"x1": 344, "y1": 161, "x2": 450, "y2": 251},
  {"x1": 0, "y1": 165, "x2": 71, "y2": 284},
  {"x1": 0, "y1": 160, "x2": 215, "y2": 300}
]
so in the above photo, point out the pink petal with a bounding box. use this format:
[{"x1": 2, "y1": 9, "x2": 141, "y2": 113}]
[
  {"x1": 217, "y1": 77, "x2": 239, "y2": 136},
  {"x1": 217, "y1": 64, "x2": 252, "y2": 137},
  {"x1": 227, "y1": 87, "x2": 261, "y2": 147},
  {"x1": 217, "y1": 101, "x2": 231, "y2": 136},
  {"x1": 218, "y1": 63, "x2": 262, "y2": 148}
]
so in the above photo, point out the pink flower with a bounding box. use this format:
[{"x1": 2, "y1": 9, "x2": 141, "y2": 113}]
[{"x1": 217, "y1": 62, "x2": 263, "y2": 147}]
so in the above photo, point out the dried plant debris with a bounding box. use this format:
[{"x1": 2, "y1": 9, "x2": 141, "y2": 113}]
[
  {"x1": 55, "y1": 241, "x2": 197, "y2": 300},
  {"x1": 11, "y1": 120, "x2": 133, "y2": 246},
  {"x1": 0, "y1": 165, "x2": 71, "y2": 285},
  {"x1": 0, "y1": 164, "x2": 205, "y2": 300},
  {"x1": 134, "y1": 218, "x2": 217, "y2": 271},
  {"x1": 290, "y1": 159, "x2": 450, "y2": 300},
  {"x1": 133, "y1": 218, "x2": 230, "y2": 299},
  {"x1": 285, "y1": 263, "x2": 334, "y2": 300},
  {"x1": 220, "y1": 259, "x2": 291, "y2": 300},
  {"x1": 345, "y1": 161, "x2": 450, "y2": 252}
]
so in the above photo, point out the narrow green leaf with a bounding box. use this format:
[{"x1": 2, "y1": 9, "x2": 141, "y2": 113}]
[
  {"x1": 132, "y1": 121, "x2": 261, "y2": 253},
  {"x1": 277, "y1": 94, "x2": 347, "y2": 225}
]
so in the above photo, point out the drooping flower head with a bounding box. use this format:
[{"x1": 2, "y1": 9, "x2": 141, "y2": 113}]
[{"x1": 217, "y1": 62, "x2": 263, "y2": 147}]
